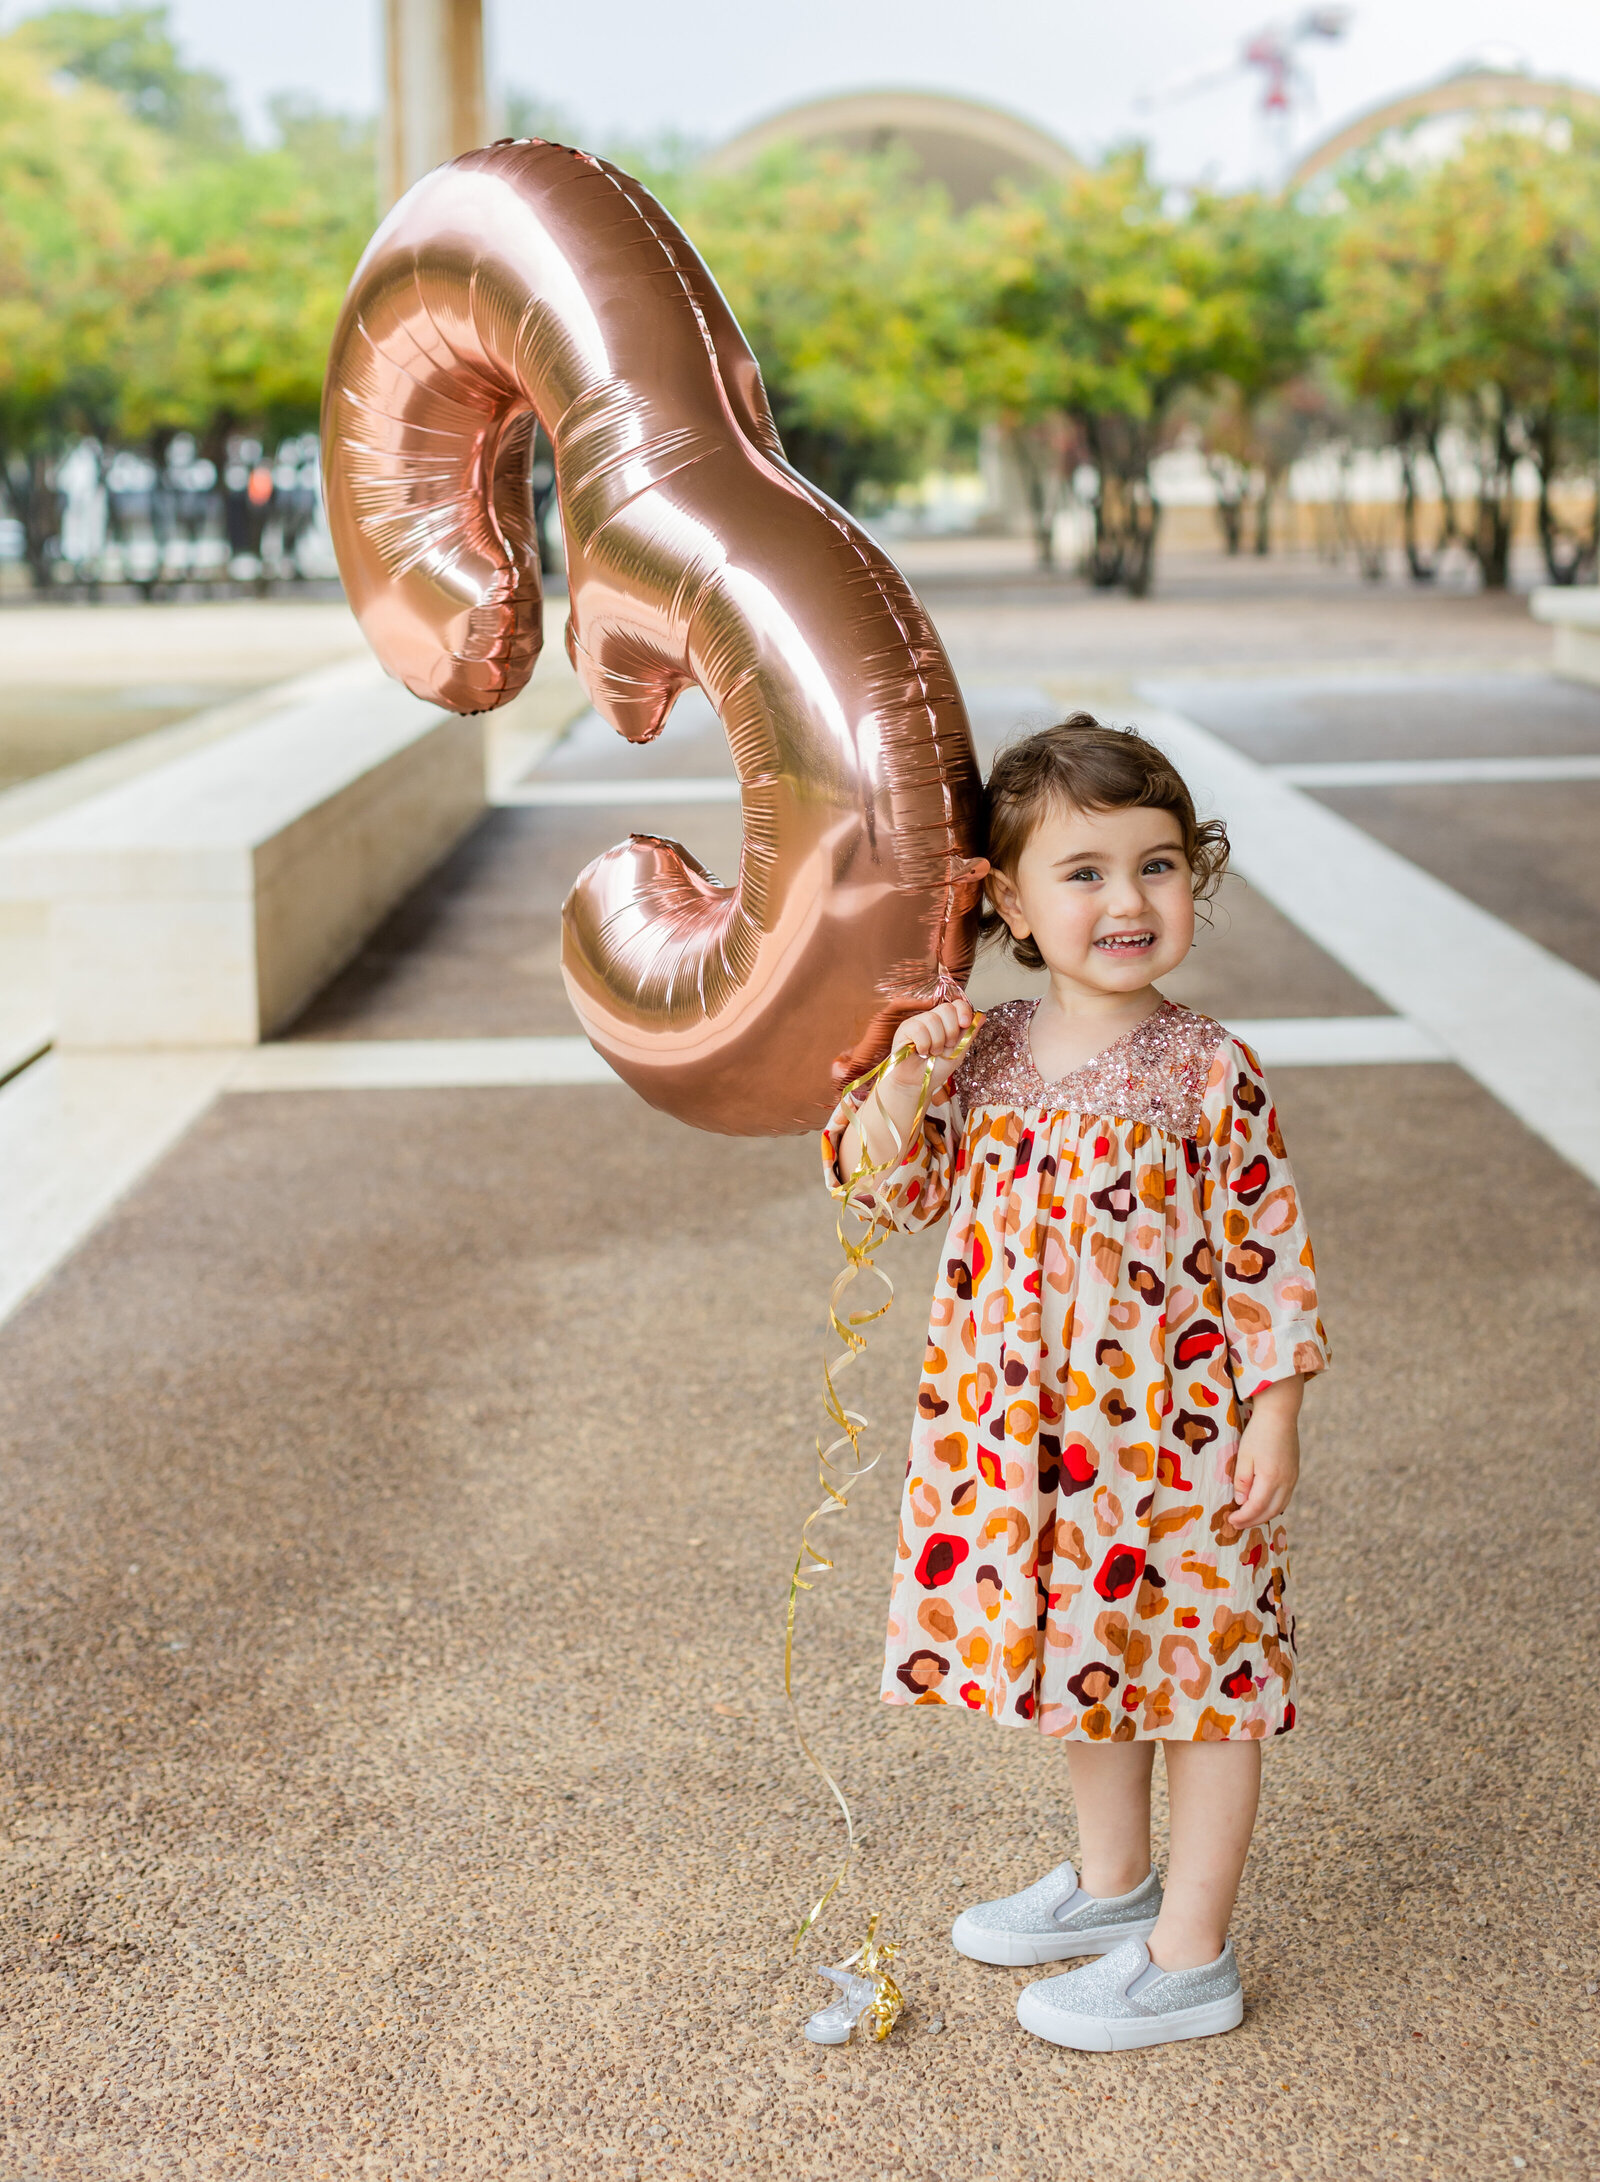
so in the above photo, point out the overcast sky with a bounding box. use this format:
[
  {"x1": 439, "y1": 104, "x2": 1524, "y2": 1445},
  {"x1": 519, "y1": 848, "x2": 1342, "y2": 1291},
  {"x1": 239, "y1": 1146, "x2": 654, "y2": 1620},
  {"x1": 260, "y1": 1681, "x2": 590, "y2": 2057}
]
[{"x1": 151, "y1": 0, "x2": 1600, "y2": 188}]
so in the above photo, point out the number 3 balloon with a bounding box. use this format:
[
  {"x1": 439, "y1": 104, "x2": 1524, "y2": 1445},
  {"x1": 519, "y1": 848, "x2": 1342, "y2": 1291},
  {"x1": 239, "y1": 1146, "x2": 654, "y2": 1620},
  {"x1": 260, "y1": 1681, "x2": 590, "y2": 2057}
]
[{"x1": 322, "y1": 141, "x2": 985, "y2": 1134}]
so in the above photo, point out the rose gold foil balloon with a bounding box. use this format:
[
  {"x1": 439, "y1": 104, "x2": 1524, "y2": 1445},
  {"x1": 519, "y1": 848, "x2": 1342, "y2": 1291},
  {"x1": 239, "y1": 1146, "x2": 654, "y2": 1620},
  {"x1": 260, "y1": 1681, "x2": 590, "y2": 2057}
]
[{"x1": 322, "y1": 141, "x2": 985, "y2": 1133}]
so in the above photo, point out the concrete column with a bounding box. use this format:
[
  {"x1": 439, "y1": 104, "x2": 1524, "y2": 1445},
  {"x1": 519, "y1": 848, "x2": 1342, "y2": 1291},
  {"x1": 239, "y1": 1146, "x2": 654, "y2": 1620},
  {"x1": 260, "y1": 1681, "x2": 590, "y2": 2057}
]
[{"x1": 381, "y1": 0, "x2": 487, "y2": 208}]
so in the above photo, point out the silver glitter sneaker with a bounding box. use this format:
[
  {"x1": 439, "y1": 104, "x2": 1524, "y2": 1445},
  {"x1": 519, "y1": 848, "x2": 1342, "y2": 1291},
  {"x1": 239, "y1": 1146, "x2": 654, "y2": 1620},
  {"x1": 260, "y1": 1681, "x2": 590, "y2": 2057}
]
[
  {"x1": 1016, "y1": 1936, "x2": 1243, "y2": 2051},
  {"x1": 950, "y1": 1860, "x2": 1162, "y2": 1968}
]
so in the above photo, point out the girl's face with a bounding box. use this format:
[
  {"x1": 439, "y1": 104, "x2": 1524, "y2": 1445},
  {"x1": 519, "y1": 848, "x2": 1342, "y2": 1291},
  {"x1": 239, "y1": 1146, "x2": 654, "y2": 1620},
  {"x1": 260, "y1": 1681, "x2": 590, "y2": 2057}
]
[{"x1": 988, "y1": 800, "x2": 1196, "y2": 996}]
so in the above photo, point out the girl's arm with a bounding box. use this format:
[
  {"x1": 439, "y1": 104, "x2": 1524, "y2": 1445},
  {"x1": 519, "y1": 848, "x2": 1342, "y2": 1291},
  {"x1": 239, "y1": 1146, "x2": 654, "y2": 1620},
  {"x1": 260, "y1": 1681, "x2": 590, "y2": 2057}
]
[
  {"x1": 1201, "y1": 1035, "x2": 1329, "y2": 1397},
  {"x1": 1200, "y1": 1036, "x2": 1329, "y2": 1523},
  {"x1": 836, "y1": 997, "x2": 974, "y2": 1182}
]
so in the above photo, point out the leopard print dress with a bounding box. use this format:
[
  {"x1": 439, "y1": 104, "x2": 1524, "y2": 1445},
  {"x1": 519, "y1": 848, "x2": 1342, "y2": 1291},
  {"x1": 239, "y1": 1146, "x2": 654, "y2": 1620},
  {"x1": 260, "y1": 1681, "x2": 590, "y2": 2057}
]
[{"x1": 821, "y1": 998, "x2": 1329, "y2": 1742}]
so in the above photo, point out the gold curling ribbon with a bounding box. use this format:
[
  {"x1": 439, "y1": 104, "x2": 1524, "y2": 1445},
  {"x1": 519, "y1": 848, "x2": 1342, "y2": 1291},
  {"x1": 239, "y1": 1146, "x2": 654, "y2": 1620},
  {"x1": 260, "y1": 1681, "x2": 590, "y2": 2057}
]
[
  {"x1": 848, "y1": 1914, "x2": 905, "y2": 2042},
  {"x1": 786, "y1": 1012, "x2": 982, "y2": 2001}
]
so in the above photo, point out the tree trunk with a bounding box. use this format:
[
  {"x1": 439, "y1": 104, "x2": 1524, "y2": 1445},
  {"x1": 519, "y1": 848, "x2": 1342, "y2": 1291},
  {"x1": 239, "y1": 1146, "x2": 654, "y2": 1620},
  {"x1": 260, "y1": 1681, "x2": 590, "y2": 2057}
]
[
  {"x1": 1011, "y1": 419, "x2": 1068, "y2": 570},
  {"x1": 1091, "y1": 471, "x2": 1161, "y2": 596},
  {"x1": 1252, "y1": 473, "x2": 1277, "y2": 557},
  {"x1": 1472, "y1": 497, "x2": 1512, "y2": 590},
  {"x1": 1389, "y1": 404, "x2": 1457, "y2": 584},
  {"x1": 1528, "y1": 409, "x2": 1595, "y2": 586},
  {"x1": 1464, "y1": 394, "x2": 1518, "y2": 592},
  {"x1": 1331, "y1": 451, "x2": 1388, "y2": 581},
  {"x1": 1086, "y1": 500, "x2": 1124, "y2": 588},
  {"x1": 1026, "y1": 464, "x2": 1055, "y2": 568},
  {"x1": 1084, "y1": 417, "x2": 1162, "y2": 596},
  {"x1": 1398, "y1": 441, "x2": 1440, "y2": 583},
  {"x1": 1205, "y1": 456, "x2": 1247, "y2": 555}
]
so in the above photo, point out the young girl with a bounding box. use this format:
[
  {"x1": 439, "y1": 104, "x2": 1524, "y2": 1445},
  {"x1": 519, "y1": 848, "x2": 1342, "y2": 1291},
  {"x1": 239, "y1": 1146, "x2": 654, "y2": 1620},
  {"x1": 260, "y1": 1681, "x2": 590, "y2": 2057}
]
[{"x1": 823, "y1": 716, "x2": 1328, "y2": 2053}]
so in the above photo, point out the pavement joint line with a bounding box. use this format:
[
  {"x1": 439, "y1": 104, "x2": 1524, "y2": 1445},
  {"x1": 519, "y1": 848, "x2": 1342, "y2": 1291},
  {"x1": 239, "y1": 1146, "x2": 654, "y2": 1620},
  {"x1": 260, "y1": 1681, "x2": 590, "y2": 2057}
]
[
  {"x1": 1270, "y1": 754, "x2": 1600, "y2": 788},
  {"x1": 1137, "y1": 699, "x2": 1600, "y2": 1190}
]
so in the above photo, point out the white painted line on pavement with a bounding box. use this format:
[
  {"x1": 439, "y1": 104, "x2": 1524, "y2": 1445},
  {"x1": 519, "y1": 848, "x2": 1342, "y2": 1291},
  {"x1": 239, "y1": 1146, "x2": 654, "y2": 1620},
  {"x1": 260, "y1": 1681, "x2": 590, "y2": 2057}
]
[
  {"x1": 223, "y1": 1020, "x2": 1436, "y2": 1094},
  {"x1": 1227, "y1": 1017, "x2": 1445, "y2": 1067},
  {"x1": 228, "y1": 1037, "x2": 622, "y2": 1091},
  {"x1": 495, "y1": 777, "x2": 741, "y2": 806},
  {"x1": 1273, "y1": 754, "x2": 1600, "y2": 788},
  {"x1": 1141, "y1": 702, "x2": 1600, "y2": 1187},
  {"x1": 0, "y1": 1049, "x2": 236, "y2": 1329}
]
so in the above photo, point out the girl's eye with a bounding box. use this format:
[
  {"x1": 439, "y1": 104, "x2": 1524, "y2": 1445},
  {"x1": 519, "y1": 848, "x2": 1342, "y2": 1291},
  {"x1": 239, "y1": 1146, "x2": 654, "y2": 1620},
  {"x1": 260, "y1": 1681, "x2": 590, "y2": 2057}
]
[
  {"x1": 1142, "y1": 857, "x2": 1177, "y2": 875},
  {"x1": 1065, "y1": 866, "x2": 1101, "y2": 883}
]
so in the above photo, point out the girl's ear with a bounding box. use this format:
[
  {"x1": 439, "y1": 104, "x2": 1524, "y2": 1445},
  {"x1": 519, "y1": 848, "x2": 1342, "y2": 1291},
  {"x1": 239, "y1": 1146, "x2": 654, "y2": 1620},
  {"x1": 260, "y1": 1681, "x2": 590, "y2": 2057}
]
[{"x1": 987, "y1": 865, "x2": 1030, "y2": 939}]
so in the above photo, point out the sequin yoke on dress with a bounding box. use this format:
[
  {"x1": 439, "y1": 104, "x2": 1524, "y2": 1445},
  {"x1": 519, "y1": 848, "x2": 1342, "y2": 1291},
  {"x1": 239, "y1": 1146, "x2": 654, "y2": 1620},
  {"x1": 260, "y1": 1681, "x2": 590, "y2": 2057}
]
[{"x1": 949, "y1": 997, "x2": 1223, "y2": 1139}]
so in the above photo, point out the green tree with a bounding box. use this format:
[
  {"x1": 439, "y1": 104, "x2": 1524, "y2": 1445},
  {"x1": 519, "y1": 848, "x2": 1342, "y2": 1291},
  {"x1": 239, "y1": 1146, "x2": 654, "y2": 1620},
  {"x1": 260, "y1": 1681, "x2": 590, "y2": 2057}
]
[
  {"x1": 1320, "y1": 124, "x2": 1600, "y2": 587},
  {"x1": 13, "y1": 2, "x2": 238, "y2": 152},
  {"x1": 0, "y1": 7, "x2": 376, "y2": 583},
  {"x1": 965, "y1": 152, "x2": 1244, "y2": 595},
  {"x1": 120, "y1": 97, "x2": 374, "y2": 453},
  {"x1": 0, "y1": 31, "x2": 160, "y2": 579},
  {"x1": 669, "y1": 144, "x2": 970, "y2": 508},
  {"x1": 1189, "y1": 192, "x2": 1328, "y2": 555}
]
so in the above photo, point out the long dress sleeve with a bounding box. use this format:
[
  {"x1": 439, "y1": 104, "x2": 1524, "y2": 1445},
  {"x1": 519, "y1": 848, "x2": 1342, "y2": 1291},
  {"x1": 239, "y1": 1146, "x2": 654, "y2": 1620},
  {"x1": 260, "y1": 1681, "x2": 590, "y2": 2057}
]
[
  {"x1": 820, "y1": 1074, "x2": 961, "y2": 1235},
  {"x1": 1199, "y1": 1036, "x2": 1330, "y2": 1398}
]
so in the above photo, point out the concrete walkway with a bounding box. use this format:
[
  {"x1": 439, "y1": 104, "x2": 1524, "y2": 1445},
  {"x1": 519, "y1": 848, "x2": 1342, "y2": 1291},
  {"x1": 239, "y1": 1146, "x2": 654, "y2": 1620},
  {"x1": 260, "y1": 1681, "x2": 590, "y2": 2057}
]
[{"x1": 1, "y1": 561, "x2": 1596, "y2": 2181}]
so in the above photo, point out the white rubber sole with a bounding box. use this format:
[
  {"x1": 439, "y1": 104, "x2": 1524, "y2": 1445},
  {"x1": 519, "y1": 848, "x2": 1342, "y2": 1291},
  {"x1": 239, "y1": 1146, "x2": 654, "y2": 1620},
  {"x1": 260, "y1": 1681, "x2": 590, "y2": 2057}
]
[
  {"x1": 951, "y1": 1913, "x2": 1160, "y2": 1968},
  {"x1": 1015, "y1": 1984, "x2": 1244, "y2": 2051}
]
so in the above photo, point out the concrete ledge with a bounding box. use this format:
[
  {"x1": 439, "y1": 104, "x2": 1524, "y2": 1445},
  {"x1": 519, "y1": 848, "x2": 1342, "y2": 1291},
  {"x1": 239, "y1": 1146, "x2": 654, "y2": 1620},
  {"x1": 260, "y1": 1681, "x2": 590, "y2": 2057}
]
[
  {"x1": 0, "y1": 663, "x2": 484, "y2": 1047},
  {"x1": 1529, "y1": 586, "x2": 1600, "y2": 686}
]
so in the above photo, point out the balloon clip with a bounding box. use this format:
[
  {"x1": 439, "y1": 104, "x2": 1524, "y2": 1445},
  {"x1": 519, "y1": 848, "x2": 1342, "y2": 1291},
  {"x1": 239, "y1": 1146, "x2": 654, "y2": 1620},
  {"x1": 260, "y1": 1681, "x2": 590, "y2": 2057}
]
[{"x1": 801, "y1": 1915, "x2": 905, "y2": 2046}]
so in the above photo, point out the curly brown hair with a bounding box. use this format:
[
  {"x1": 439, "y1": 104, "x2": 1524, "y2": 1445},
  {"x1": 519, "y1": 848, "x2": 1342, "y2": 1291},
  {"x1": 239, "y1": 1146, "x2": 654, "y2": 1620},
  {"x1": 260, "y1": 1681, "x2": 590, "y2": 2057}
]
[{"x1": 979, "y1": 714, "x2": 1230, "y2": 972}]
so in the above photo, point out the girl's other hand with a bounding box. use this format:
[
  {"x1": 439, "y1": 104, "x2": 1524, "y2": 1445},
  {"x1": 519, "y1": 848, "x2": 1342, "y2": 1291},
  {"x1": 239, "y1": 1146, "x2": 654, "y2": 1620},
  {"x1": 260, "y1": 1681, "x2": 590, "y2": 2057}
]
[
  {"x1": 884, "y1": 997, "x2": 976, "y2": 1099},
  {"x1": 1231, "y1": 1375, "x2": 1303, "y2": 1527}
]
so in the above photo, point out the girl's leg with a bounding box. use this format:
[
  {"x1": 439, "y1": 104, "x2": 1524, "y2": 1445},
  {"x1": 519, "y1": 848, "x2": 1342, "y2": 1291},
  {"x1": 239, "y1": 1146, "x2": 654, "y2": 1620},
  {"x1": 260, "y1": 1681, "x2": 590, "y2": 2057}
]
[
  {"x1": 1063, "y1": 1743, "x2": 1156, "y2": 1896},
  {"x1": 1149, "y1": 1740, "x2": 1262, "y2": 1969}
]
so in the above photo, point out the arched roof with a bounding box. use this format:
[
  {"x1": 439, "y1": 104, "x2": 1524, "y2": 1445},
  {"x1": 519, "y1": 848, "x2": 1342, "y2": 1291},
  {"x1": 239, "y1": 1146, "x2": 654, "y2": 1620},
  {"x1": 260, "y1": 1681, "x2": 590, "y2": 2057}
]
[
  {"x1": 1289, "y1": 65, "x2": 1600, "y2": 190},
  {"x1": 703, "y1": 89, "x2": 1079, "y2": 211}
]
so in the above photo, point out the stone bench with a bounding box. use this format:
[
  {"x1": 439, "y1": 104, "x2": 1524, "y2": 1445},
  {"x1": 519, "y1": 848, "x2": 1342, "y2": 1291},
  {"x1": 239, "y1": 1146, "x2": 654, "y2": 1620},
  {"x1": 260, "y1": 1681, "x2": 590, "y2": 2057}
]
[
  {"x1": 1530, "y1": 586, "x2": 1600, "y2": 687},
  {"x1": 0, "y1": 660, "x2": 483, "y2": 1047}
]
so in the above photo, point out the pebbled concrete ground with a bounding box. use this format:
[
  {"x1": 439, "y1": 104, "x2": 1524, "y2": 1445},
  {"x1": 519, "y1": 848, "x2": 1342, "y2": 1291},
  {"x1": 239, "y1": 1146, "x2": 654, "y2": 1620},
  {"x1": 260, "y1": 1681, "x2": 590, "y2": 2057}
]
[
  {"x1": 1141, "y1": 672, "x2": 1600, "y2": 766},
  {"x1": 2, "y1": 1059, "x2": 1595, "y2": 2181}
]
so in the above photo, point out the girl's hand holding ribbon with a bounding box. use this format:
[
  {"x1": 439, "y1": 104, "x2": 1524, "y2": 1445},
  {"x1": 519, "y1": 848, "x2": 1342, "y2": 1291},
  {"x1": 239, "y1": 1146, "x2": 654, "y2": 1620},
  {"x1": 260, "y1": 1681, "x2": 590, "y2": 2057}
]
[
  {"x1": 840, "y1": 997, "x2": 977, "y2": 1180},
  {"x1": 885, "y1": 997, "x2": 977, "y2": 1088}
]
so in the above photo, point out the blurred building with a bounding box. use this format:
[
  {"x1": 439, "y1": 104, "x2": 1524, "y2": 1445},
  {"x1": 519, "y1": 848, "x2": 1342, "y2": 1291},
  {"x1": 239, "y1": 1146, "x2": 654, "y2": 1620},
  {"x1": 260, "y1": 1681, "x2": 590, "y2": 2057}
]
[
  {"x1": 702, "y1": 90, "x2": 1080, "y2": 211},
  {"x1": 1289, "y1": 58, "x2": 1600, "y2": 192}
]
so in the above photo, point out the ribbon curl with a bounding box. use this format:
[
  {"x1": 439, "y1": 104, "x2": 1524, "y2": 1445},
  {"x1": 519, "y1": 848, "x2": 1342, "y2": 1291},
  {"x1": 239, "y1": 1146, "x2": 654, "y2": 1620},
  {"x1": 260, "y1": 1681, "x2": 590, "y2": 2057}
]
[{"x1": 786, "y1": 1012, "x2": 982, "y2": 2028}]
